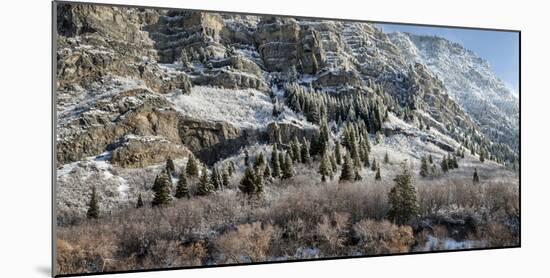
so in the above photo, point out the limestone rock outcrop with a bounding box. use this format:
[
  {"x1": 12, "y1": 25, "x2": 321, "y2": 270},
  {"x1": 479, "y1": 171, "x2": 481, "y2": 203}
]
[{"x1": 111, "y1": 135, "x2": 191, "y2": 168}]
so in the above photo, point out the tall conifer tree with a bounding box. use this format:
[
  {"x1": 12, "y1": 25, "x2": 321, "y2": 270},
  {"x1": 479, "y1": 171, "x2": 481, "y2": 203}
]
[
  {"x1": 86, "y1": 187, "x2": 99, "y2": 219},
  {"x1": 152, "y1": 170, "x2": 172, "y2": 206},
  {"x1": 387, "y1": 166, "x2": 419, "y2": 224},
  {"x1": 175, "y1": 171, "x2": 190, "y2": 199}
]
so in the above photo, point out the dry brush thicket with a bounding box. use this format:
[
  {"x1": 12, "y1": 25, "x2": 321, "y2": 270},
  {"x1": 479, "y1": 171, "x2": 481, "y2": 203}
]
[{"x1": 57, "y1": 172, "x2": 519, "y2": 275}]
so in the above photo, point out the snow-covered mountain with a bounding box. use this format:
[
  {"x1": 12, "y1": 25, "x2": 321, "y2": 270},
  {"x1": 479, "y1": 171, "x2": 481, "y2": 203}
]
[
  {"x1": 55, "y1": 3, "x2": 519, "y2": 220},
  {"x1": 387, "y1": 32, "x2": 519, "y2": 153}
]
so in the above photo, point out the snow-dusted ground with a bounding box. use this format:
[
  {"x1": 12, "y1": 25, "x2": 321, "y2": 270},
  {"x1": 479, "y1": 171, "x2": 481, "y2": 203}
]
[
  {"x1": 56, "y1": 151, "x2": 178, "y2": 222},
  {"x1": 169, "y1": 86, "x2": 312, "y2": 129},
  {"x1": 169, "y1": 86, "x2": 273, "y2": 129},
  {"x1": 361, "y1": 112, "x2": 515, "y2": 182},
  {"x1": 414, "y1": 235, "x2": 485, "y2": 252}
]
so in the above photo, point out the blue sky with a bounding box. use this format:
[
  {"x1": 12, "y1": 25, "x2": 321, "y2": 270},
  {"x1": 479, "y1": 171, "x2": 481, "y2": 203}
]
[{"x1": 378, "y1": 24, "x2": 519, "y2": 94}]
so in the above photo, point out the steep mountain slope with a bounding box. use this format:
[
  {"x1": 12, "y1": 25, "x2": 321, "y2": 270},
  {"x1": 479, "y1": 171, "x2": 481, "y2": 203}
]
[
  {"x1": 55, "y1": 3, "x2": 518, "y2": 221},
  {"x1": 387, "y1": 32, "x2": 519, "y2": 155}
]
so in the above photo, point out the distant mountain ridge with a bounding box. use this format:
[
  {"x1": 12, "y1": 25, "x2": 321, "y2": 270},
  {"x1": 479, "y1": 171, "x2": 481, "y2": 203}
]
[{"x1": 387, "y1": 32, "x2": 519, "y2": 154}]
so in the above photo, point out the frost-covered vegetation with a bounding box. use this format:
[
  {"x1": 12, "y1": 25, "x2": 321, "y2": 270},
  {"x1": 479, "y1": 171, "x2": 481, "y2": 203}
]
[{"x1": 57, "y1": 155, "x2": 519, "y2": 274}]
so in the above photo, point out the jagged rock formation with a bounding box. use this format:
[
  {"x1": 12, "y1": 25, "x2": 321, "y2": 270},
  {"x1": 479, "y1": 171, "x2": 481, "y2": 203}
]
[
  {"x1": 56, "y1": 5, "x2": 193, "y2": 94},
  {"x1": 266, "y1": 122, "x2": 318, "y2": 145},
  {"x1": 111, "y1": 135, "x2": 191, "y2": 168},
  {"x1": 56, "y1": 88, "x2": 184, "y2": 165}
]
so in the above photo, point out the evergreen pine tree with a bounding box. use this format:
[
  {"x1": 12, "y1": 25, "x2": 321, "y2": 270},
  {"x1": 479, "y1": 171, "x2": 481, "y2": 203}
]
[
  {"x1": 263, "y1": 164, "x2": 272, "y2": 178},
  {"x1": 473, "y1": 168, "x2": 480, "y2": 184},
  {"x1": 222, "y1": 168, "x2": 230, "y2": 189},
  {"x1": 278, "y1": 152, "x2": 285, "y2": 175},
  {"x1": 354, "y1": 169, "x2": 362, "y2": 181},
  {"x1": 384, "y1": 152, "x2": 390, "y2": 164},
  {"x1": 452, "y1": 155, "x2": 459, "y2": 168},
  {"x1": 166, "y1": 167, "x2": 173, "y2": 184},
  {"x1": 339, "y1": 153, "x2": 354, "y2": 182},
  {"x1": 317, "y1": 119, "x2": 330, "y2": 155},
  {"x1": 359, "y1": 143, "x2": 368, "y2": 165},
  {"x1": 210, "y1": 168, "x2": 220, "y2": 190},
  {"x1": 227, "y1": 161, "x2": 235, "y2": 177},
  {"x1": 364, "y1": 134, "x2": 371, "y2": 152},
  {"x1": 239, "y1": 166, "x2": 258, "y2": 195},
  {"x1": 375, "y1": 167, "x2": 381, "y2": 181},
  {"x1": 244, "y1": 149, "x2": 250, "y2": 167},
  {"x1": 387, "y1": 166, "x2": 419, "y2": 224},
  {"x1": 329, "y1": 153, "x2": 338, "y2": 175},
  {"x1": 186, "y1": 156, "x2": 199, "y2": 177},
  {"x1": 364, "y1": 155, "x2": 370, "y2": 168},
  {"x1": 301, "y1": 138, "x2": 311, "y2": 164},
  {"x1": 197, "y1": 168, "x2": 214, "y2": 196},
  {"x1": 166, "y1": 157, "x2": 175, "y2": 175},
  {"x1": 420, "y1": 156, "x2": 429, "y2": 178},
  {"x1": 254, "y1": 152, "x2": 266, "y2": 171},
  {"x1": 353, "y1": 149, "x2": 362, "y2": 170},
  {"x1": 441, "y1": 156, "x2": 449, "y2": 172},
  {"x1": 335, "y1": 142, "x2": 343, "y2": 165},
  {"x1": 282, "y1": 152, "x2": 294, "y2": 179},
  {"x1": 254, "y1": 168, "x2": 264, "y2": 193},
  {"x1": 136, "y1": 192, "x2": 144, "y2": 208},
  {"x1": 371, "y1": 158, "x2": 377, "y2": 171},
  {"x1": 479, "y1": 150, "x2": 485, "y2": 163},
  {"x1": 319, "y1": 152, "x2": 331, "y2": 182},
  {"x1": 428, "y1": 154, "x2": 433, "y2": 164},
  {"x1": 290, "y1": 137, "x2": 302, "y2": 162},
  {"x1": 152, "y1": 170, "x2": 172, "y2": 206},
  {"x1": 175, "y1": 171, "x2": 190, "y2": 199},
  {"x1": 86, "y1": 187, "x2": 99, "y2": 219},
  {"x1": 271, "y1": 145, "x2": 281, "y2": 178}
]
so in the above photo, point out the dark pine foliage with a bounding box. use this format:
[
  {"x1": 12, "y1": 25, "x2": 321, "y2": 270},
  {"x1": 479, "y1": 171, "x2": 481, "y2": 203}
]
[{"x1": 86, "y1": 187, "x2": 99, "y2": 219}]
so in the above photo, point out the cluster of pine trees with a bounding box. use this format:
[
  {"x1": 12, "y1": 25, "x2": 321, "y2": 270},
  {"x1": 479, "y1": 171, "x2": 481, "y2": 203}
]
[
  {"x1": 239, "y1": 139, "x2": 314, "y2": 197},
  {"x1": 440, "y1": 153, "x2": 459, "y2": 173},
  {"x1": 337, "y1": 121, "x2": 385, "y2": 182},
  {"x1": 419, "y1": 154, "x2": 435, "y2": 177},
  {"x1": 147, "y1": 156, "x2": 236, "y2": 207},
  {"x1": 284, "y1": 83, "x2": 387, "y2": 133},
  {"x1": 85, "y1": 155, "x2": 238, "y2": 218},
  {"x1": 458, "y1": 127, "x2": 517, "y2": 167}
]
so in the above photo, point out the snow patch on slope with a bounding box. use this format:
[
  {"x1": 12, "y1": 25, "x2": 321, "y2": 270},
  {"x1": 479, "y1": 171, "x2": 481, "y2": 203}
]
[
  {"x1": 169, "y1": 86, "x2": 273, "y2": 129},
  {"x1": 169, "y1": 86, "x2": 311, "y2": 129}
]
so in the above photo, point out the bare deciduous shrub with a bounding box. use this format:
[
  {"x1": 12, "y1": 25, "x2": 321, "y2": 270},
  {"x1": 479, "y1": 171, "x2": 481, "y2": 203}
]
[
  {"x1": 483, "y1": 182, "x2": 519, "y2": 214},
  {"x1": 478, "y1": 222, "x2": 518, "y2": 247},
  {"x1": 56, "y1": 172, "x2": 519, "y2": 274},
  {"x1": 178, "y1": 241, "x2": 208, "y2": 266},
  {"x1": 267, "y1": 217, "x2": 309, "y2": 257},
  {"x1": 353, "y1": 219, "x2": 415, "y2": 255},
  {"x1": 213, "y1": 222, "x2": 277, "y2": 263},
  {"x1": 315, "y1": 212, "x2": 350, "y2": 255},
  {"x1": 56, "y1": 231, "x2": 117, "y2": 274},
  {"x1": 433, "y1": 225, "x2": 449, "y2": 239}
]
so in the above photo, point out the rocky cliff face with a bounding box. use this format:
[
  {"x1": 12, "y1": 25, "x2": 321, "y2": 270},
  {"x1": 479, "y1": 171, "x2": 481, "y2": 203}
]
[
  {"x1": 388, "y1": 32, "x2": 519, "y2": 154},
  {"x1": 55, "y1": 3, "x2": 519, "y2": 218}
]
